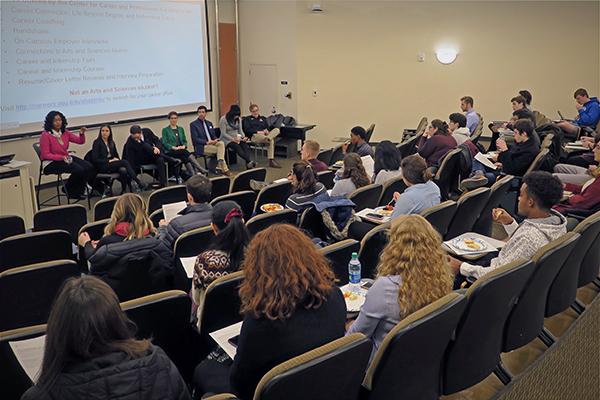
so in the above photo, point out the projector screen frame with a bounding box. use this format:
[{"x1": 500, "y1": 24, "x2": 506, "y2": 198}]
[{"x1": 0, "y1": 0, "x2": 214, "y2": 142}]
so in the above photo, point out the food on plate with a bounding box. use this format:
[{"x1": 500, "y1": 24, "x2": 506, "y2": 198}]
[
  {"x1": 343, "y1": 291, "x2": 359, "y2": 301},
  {"x1": 493, "y1": 209, "x2": 503, "y2": 220},
  {"x1": 260, "y1": 203, "x2": 283, "y2": 213},
  {"x1": 376, "y1": 208, "x2": 394, "y2": 216},
  {"x1": 463, "y1": 239, "x2": 481, "y2": 250}
]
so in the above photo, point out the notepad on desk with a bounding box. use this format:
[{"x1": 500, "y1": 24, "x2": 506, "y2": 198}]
[
  {"x1": 162, "y1": 201, "x2": 187, "y2": 223},
  {"x1": 10, "y1": 334, "x2": 46, "y2": 381}
]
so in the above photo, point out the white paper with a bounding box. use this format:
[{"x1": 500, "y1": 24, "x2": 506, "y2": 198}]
[
  {"x1": 361, "y1": 155, "x2": 375, "y2": 180},
  {"x1": 338, "y1": 284, "x2": 369, "y2": 312},
  {"x1": 356, "y1": 207, "x2": 390, "y2": 224},
  {"x1": 162, "y1": 201, "x2": 187, "y2": 223},
  {"x1": 474, "y1": 152, "x2": 498, "y2": 170},
  {"x1": 9, "y1": 335, "x2": 46, "y2": 382},
  {"x1": 273, "y1": 178, "x2": 288, "y2": 184},
  {"x1": 210, "y1": 321, "x2": 243, "y2": 359},
  {"x1": 5, "y1": 160, "x2": 29, "y2": 169},
  {"x1": 179, "y1": 256, "x2": 197, "y2": 278}
]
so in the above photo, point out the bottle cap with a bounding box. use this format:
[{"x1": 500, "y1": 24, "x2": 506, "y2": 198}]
[{"x1": 351, "y1": 252, "x2": 358, "y2": 258}]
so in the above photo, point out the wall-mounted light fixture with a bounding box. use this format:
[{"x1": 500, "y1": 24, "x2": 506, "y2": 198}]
[{"x1": 436, "y1": 48, "x2": 458, "y2": 64}]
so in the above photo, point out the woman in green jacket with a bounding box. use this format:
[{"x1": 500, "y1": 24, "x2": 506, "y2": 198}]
[{"x1": 162, "y1": 111, "x2": 206, "y2": 177}]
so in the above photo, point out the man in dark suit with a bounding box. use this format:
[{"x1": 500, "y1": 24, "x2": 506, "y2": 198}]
[{"x1": 190, "y1": 105, "x2": 231, "y2": 176}]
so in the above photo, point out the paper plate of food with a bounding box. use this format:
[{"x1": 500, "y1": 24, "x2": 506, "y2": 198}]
[
  {"x1": 451, "y1": 237, "x2": 488, "y2": 252},
  {"x1": 375, "y1": 206, "x2": 394, "y2": 217},
  {"x1": 260, "y1": 203, "x2": 284, "y2": 213},
  {"x1": 343, "y1": 289, "x2": 366, "y2": 312}
]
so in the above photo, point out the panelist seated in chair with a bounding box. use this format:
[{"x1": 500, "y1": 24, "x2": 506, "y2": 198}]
[
  {"x1": 449, "y1": 171, "x2": 566, "y2": 281},
  {"x1": 90, "y1": 124, "x2": 147, "y2": 193},
  {"x1": 123, "y1": 125, "x2": 169, "y2": 188},
  {"x1": 39, "y1": 110, "x2": 95, "y2": 200},
  {"x1": 78, "y1": 194, "x2": 174, "y2": 287},
  {"x1": 190, "y1": 105, "x2": 232, "y2": 177},
  {"x1": 192, "y1": 224, "x2": 346, "y2": 399},
  {"x1": 219, "y1": 104, "x2": 256, "y2": 170},
  {"x1": 21, "y1": 275, "x2": 191, "y2": 400},
  {"x1": 162, "y1": 111, "x2": 207, "y2": 177},
  {"x1": 157, "y1": 175, "x2": 213, "y2": 249},
  {"x1": 342, "y1": 125, "x2": 374, "y2": 157},
  {"x1": 242, "y1": 103, "x2": 282, "y2": 168}
]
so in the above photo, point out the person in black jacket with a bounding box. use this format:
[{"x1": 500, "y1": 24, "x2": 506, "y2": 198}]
[
  {"x1": 192, "y1": 224, "x2": 346, "y2": 400},
  {"x1": 21, "y1": 275, "x2": 190, "y2": 400},
  {"x1": 78, "y1": 193, "x2": 174, "y2": 298},
  {"x1": 91, "y1": 125, "x2": 147, "y2": 193}
]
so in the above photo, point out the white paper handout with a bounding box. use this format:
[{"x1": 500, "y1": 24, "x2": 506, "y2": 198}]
[
  {"x1": 9, "y1": 334, "x2": 46, "y2": 382},
  {"x1": 273, "y1": 178, "x2": 289, "y2": 184},
  {"x1": 361, "y1": 155, "x2": 375, "y2": 179},
  {"x1": 179, "y1": 256, "x2": 197, "y2": 278},
  {"x1": 162, "y1": 201, "x2": 187, "y2": 223},
  {"x1": 474, "y1": 152, "x2": 498, "y2": 170},
  {"x1": 210, "y1": 321, "x2": 243, "y2": 359}
]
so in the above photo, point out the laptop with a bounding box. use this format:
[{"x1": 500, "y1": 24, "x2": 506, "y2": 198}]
[{"x1": 0, "y1": 154, "x2": 15, "y2": 166}]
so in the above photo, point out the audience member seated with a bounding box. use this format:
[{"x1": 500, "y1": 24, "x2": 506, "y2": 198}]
[
  {"x1": 158, "y1": 175, "x2": 213, "y2": 249},
  {"x1": 390, "y1": 154, "x2": 441, "y2": 219},
  {"x1": 554, "y1": 140, "x2": 600, "y2": 215},
  {"x1": 417, "y1": 119, "x2": 457, "y2": 168},
  {"x1": 123, "y1": 125, "x2": 168, "y2": 187},
  {"x1": 560, "y1": 134, "x2": 599, "y2": 168},
  {"x1": 450, "y1": 171, "x2": 566, "y2": 280},
  {"x1": 342, "y1": 126, "x2": 374, "y2": 157},
  {"x1": 556, "y1": 88, "x2": 600, "y2": 137},
  {"x1": 347, "y1": 215, "x2": 453, "y2": 360},
  {"x1": 190, "y1": 105, "x2": 232, "y2": 177},
  {"x1": 301, "y1": 139, "x2": 329, "y2": 172},
  {"x1": 242, "y1": 103, "x2": 281, "y2": 168},
  {"x1": 219, "y1": 105, "x2": 256, "y2": 169},
  {"x1": 331, "y1": 153, "x2": 371, "y2": 197},
  {"x1": 448, "y1": 113, "x2": 478, "y2": 157},
  {"x1": 91, "y1": 124, "x2": 146, "y2": 193},
  {"x1": 191, "y1": 200, "x2": 250, "y2": 326},
  {"x1": 79, "y1": 194, "x2": 173, "y2": 286},
  {"x1": 460, "y1": 96, "x2": 480, "y2": 134},
  {"x1": 39, "y1": 110, "x2": 95, "y2": 199},
  {"x1": 162, "y1": 111, "x2": 206, "y2": 177},
  {"x1": 488, "y1": 96, "x2": 537, "y2": 152},
  {"x1": 21, "y1": 275, "x2": 190, "y2": 400},
  {"x1": 373, "y1": 140, "x2": 402, "y2": 185},
  {"x1": 285, "y1": 161, "x2": 327, "y2": 212},
  {"x1": 462, "y1": 118, "x2": 540, "y2": 190},
  {"x1": 192, "y1": 224, "x2": 346, "y2": 399},
  {"x1": 510, "y1": 95, "x2": 535, "y2": 122}
]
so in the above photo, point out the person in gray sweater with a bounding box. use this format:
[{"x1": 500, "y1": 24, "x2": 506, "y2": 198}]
[
  {"x1": 331, "y1": 153, "x2": 371, "y2": 197},
  {"x1": 218, "y1": 105, "x2": 255, "y2": 169},
  {"x1": 450, "y1": 171, "x2": 567, "y2": 280},
  {"x1": 158, "y1": 175, "x2": 213, "y2": 249}
]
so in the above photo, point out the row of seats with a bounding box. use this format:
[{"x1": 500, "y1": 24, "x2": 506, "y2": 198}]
[{"x1": 3, "y1": 209, "x2": 598, "y2": 399}]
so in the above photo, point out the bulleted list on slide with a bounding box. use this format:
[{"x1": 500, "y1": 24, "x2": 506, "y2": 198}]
[{"x1": 1, "y1": 0, "x2": 208, "y2": 130}]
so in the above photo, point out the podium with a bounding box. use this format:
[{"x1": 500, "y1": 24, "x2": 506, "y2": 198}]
[{"x1": 0, "y1": 161, "x2": 36, "y2": 229}]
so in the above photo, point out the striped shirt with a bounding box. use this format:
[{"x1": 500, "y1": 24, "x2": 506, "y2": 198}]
[{"x1": 285, "y1": 182, "x2": 326, "y2": 212}]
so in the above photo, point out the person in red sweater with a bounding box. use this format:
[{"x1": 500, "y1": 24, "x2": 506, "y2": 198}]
[
  {"x1": 39, "y1": 110, "x2": 95, "y2": 199},
  {"x1": 554, "y1": 141, "x2": 600, "y2": 215},
  {"x1": 417, "y1": 119, "x2": 457, "y2": 169}
]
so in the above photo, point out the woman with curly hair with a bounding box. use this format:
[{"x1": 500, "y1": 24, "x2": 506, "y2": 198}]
[
  {"x1": 331, "y1": 152, "x2": 371, "y2": 197},
  {"x1": 347, "y1": 214, "x2": 453, "y2": 359},
  {"x1": 193, "y1": 224, "x2": 346, "y2": 399}
]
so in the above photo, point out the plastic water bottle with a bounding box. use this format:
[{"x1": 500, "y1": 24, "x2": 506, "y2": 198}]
[{"x1": 348, "y1": 252, "x2": 361, "y2": 292}]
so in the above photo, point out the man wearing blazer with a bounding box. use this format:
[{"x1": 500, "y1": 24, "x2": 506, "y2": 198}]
[{"x1": 190, "y1": 105, "x2": 231, "y2": 176}]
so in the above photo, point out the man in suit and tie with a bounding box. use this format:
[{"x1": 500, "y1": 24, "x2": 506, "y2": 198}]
[{"x1": 190, "y1": 105, "x2": 232, "y2": 176}]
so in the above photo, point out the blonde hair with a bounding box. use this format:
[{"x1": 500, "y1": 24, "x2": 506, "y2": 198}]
[
  {"x1": 104, "y1": 193, "x2": 155, "y2": 240},
  {"x1": 303, "y1": 140, "x2": 320, "y2": 157},
  {"x1": 377, "y1": 215, "x2": 453, "y2": 318}
]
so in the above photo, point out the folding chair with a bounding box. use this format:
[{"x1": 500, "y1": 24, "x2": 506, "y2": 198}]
[
  {"x1": 445, "y1": 187, "x2": 491, "y2": 240},
  {"x1": 348, "y1": 184, "x2": 383, "y2": 212},
  {"x1": 358, "y1": 223, "x2": 389, "y2": 280},
  {"x1": 211, "y1": 191, "x2": 257, "y2": 220},
  {"x1": 317, "y1": 170, "x2": 335, "y2": 189},
  {"x1": 246, "y1": 209, "x2": 297, "y2": 237},
  {"x1": 420, "y1": 200, "x2": 457, "y2": 238},
  {"x1": 378, "y1": 176, "x2": 407, "y2": 206},
  {"x1": 319, "y1": 239, "x2": 361, "y2": 285},
  {"x1": 0, "y1": 230, "x2": 73, "y2": 273},
  {"x1": 32, "y1": 142, "x2": 69, "y2": 207},
  {"x1": 210, "y1": 176, "x2": 231, "y2": 200},
  {"x1": 93, "y1": 196, "x2": 119, "y2": 221},
  {"x1": 33, "y1": 204, "x2": 88, "y2": 243},
  {"x1": 0, "y1": 215, "x2": 25, "y2": 241},
  {"x1": 231, "y1": 168, "x2": 267, "y2": 193},
  {"x1": 147, "y1": 185, "x2": 188, "y2": 214},
  {"x1": 254, "y1": 181, "x2": 293, "y2": 214},
  {"x1": 434, "y1": 148, "x2": 463, "y2": 200},
  {"x1": 472, "y1": 175, "x2": 513, "y2": 236}
]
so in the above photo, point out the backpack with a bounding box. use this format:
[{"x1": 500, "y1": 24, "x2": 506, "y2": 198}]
[
  {"x1": 282, "y1": 116, "x2": 296, "y2": 126},
  {"x1": 267, "y1": 114, "x2": 285, "y2": 130}
]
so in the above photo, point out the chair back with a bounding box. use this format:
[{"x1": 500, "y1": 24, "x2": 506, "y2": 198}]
[
  {"x1": 149, "y1": 209, "x2": 164, "y2": 227},
  {"x1": 442, "y1": 259, "x2": 535, "y2": 394},
  {"x1": 93, "y1": 196, "x2": 119, "y2": 221},
  {"x1": 576, "y1": 211, "x2": 600, "y2": 288},
  {"x1": 211, "y1": 190, "x2": 257, "y2": 220},
  {"x1": 254, "y1": 334, "x2": 372, "y2": 400},
  {"x1": 174, "y1": 225, "x2": 215, "y2": 258},
  {"x1": 358, "y1": 223, "x2": 389, "y2": 280},
  {"x1": 122, "y1": 290, "x2": 200, "y2": 382},
  {"x1": 420, "y1": 200, "x2": 457, "y2": 238},
  {"x1": 503, "y1": 232, "x2": 580, "y2": 352},
  {"x1": 317, "y1": 148, "x2": 333, "y2": 166},
  {"x1": 472, "y1": 175, "x2": 513, "y2": 236},
  {"x1": 396, "y1": 134, "x2": 421, "y2": 159},
  {"x1": 329, "y1": 145, "x2": 345, "y2": 165},
  {"x1": 0, "y1": 260, "x2": 80, "y2": 331},
  {"x1": 299, "y1": 207, "x2": 329, "y2": 240},
  {"x1": 0, "y1": 215, "x2": 25, "y2": 241},
  {"x1": 319, "y1": 239, "x2": 360, "y2": 285},
  {"x1": 470, "y1": 113, "x2": 484, "y2": 143},
  {"x1": 434, "y1": 148, "x2": 462, "y2": 200},
  {"x1": 525, "y1": 148, "x2": 550, "y2": 175},
  {"x1": 378, "y1": 177, "x2": 407, "y2": 206},
  {"x1": 147, "y1": 185, "x2": 188, "y2": 214},
  {"x1": 0, "y1": 324, "x2": 46, "y2": 399},
  {"x1": 547, "y1": 211, "x2": 600, "y2": 315},
  {"x1": 33, "y1": 204, "x2": 87, "y2": 243},
  {"x1": 348, "y1": 183, "x2": 383, "y2": 212},
  {"x1": 365, "y1": 123, "x2": 376, "y2": 142},
  {"x1": 254, "y1": 181, "x2": 293, "y2": 214},
  {"x1": 414, "y1": 117, "x2": 428, "y2": 137},
  {"x1": 32, "y1": 142, "x2": 42, "y2": 160},
  {"x1": 445, "y1": 188, "x2": 491, "y2": 240},
  {"x1": 77, "y1": 219, "x2": 110, "y2": 268},
  {"x1": 247, "y1": 210, "x2": 297, "y2": 237},
  {"x1": 363, "y1": 293, "x2": 466, "y2": 400},
  {"x1": 541, "y1": 133, "x2": 554, "y2": 150},
  {"x1": 317, "y1": 170, "x2": 335, "y2": 189},
  {"x1": 210, "y1": 176, "x2": 231, "y2": 200},
  {"x1": 231, "y1": 168, "x2": 267, "y2": 193},
  {"x1": 0, "y1": 230, "x2": 72, "y2": 272}
]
